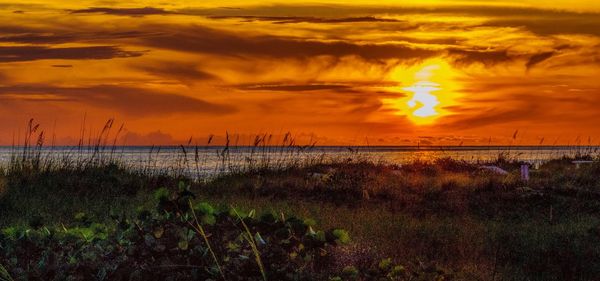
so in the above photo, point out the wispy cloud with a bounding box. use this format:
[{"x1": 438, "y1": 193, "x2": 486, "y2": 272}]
[
  {"x1": 139, "y1": 25, "x2": 439, "y2": 61},
  {"x1": 0, "y1": 30, "x2": 157, "y2": 44},
  {"x1": 208, "y1": 15, "x2": 402, "y2": 24},
  {"x1": 69, "y1": 7, "x2": 174, "y2": 16},
  {"x1": 0, "y1": 85, "x2": 237, "y2": 116},
  {"x1": 0, "y1": 46, "x2": 143, "y2": 63},
  {"x1": 135, "y1": 62, "x2": 218, "y2": 83},
  {"x1": 447, "y1": 49, "x2": 512, "y2": 66},
  {"x1": 236, "y1": 83, "x2": 353, "y2": 92}
]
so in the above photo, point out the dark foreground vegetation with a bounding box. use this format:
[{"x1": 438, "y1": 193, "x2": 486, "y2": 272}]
[{"x1": 2, "y1": 150, "x2": 600, "y2": 280}]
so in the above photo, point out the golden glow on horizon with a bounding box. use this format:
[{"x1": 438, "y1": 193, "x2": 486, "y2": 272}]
[{"x1": 385, "y1": 59, "x2": 459, "y2": 125}]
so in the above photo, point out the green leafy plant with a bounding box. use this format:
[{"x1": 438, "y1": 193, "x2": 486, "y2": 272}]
[
  {"x1": 0, "y1": 262, "x2": 14, "y2": 281},
  {"x1": 0, "y1": 184, "x2": 354, "y2": 280},
  {"x1": 331, "y1": 229, "x2": 351, "y2": 244}
]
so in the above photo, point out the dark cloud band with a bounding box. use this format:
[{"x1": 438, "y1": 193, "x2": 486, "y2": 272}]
[{"x1": 0, "y1": 46, "x2": 143, "y2": 63}]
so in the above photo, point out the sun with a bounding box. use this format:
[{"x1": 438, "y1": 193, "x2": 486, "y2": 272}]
[{"x1": 383, "y1": 59, "x2": 459, "y2": 125}]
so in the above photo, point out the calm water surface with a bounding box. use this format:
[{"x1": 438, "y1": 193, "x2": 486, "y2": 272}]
[{"x1": 1, "y1": 146, "x2": 597, "y2": 177}]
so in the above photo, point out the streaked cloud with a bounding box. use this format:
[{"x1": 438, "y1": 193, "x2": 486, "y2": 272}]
[
  {"x1": 69, "y1": 7, "x2": 173, "y2": 16},
  {"x1": 0, "y1": 46, "x2": 143, "y2": 62},
  {"x1": 0, "y1": 85, "x2": 237, "y2": 116},
  {"x1": 138, "y1": 25, "x2": 439, "y2": 61},
  {"x1": 207, "y1": 15, "x2": 403, "y2": 24}
]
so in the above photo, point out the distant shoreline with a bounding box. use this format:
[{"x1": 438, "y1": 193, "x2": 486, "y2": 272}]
[{"x1": 0, "y1": 145, "x2": 599, "y2": 151}]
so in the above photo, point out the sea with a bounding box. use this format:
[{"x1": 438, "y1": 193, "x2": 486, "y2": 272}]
[{"x1": 0, "y1": 146, "x2": 597, "y2": 177}]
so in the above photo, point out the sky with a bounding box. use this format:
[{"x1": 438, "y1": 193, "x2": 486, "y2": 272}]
[{"x1": 0, "y1": 0, "x2": 599, "y2": 146}]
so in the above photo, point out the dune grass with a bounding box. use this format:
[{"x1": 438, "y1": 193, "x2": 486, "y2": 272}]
[
  {"x1": 1, "y1": 121, "x2": 600, "y2": 280},
  {"x1": 2, "y1": 153, "x2": 600, "y2": 280}
]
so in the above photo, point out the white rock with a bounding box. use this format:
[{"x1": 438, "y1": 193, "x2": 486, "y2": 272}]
[{"x1": 479, "y1": 165, "x2": 509, "y2": 175}]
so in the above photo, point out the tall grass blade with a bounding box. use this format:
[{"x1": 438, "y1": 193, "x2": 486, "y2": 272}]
[
  {"x1": 231, "y1": 207, "x2": 267, "y2": 281},
  {"x1": 0, "y1": 263, "x2": 14, "y2": 281},
  {"x1": 187, "y1": 200, "x2": 226, "y2": 280}
]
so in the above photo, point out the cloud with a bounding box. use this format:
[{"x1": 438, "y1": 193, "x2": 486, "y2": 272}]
[
  {"x1": 194, "y1": 4, "x2": 600, "y2": 37},
  {"x1": 483, "y1": 17, "x2": 600, "y2": 37},
  {"x1": 235, "y1": 81, "x2": 400, "y2": 94},
  {"x1": 0, "y1": 85, "x2": 237, "y2": 117},
  {"x1": 249, "y1": 87, "x2": 390, "y2": 121},
  {"x1": 388, "y1": 36, "x2": 465, "y2": 46},
  {"x1": 135, "y1": 63, "x2": 217, "y2": 83},
  {"x1": 140, "y1": 25, "x2": 439, "y2": 61},
  {"x1": 0, "y1": 46, "x2": 143, "y2": 63},
  {"x1": 208, "y1": 15, "x2": 403, "y2": 24},
  {"x1": 525, "y1": 52, "x2": 555, "y2": 69},
  {"x1": 70, "y1": 7, "x2": 174, "y2": 16},
  {"x1": 186, "y1": 4, "x2": 600, "y2": 19},
  {"x1": 436, "y1": 105, "x2": 543, "y2": 130},
  {"x1": 237, "y1": 83, "x2": 353, "y2": 92},
  {"x1": 0, "y1": 25, "x2": 35, "y2": 34},
  {"x1": 448, "y1": 48, "x2": 572, "y2": 69},
  {"x1": 0, "y1": 31, "x2": 157, "y2": 44},
  {"x1": 447, "y1": 48, "x2": 512, "y2": 66},
  {"x1": 437, "y1": 77, "x2": 600, "y2": 132}
]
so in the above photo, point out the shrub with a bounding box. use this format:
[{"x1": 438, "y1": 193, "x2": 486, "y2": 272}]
[{"x1": 0, "y1": 184, "x2": 350, "y2": 281}]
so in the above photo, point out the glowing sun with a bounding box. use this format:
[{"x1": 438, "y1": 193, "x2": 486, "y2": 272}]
[{"x1": 384, "y1": 59, "x2": 459, "y2": 125}]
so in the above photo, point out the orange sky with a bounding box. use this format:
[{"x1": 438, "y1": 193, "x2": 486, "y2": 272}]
[{"x1": 1, "y1": 0, "x2": 600, "y2": 146}]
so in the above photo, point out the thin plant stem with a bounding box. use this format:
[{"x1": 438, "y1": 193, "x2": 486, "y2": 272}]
[
  {"x1": 0, "y1": 263, "x2": 14, "y2": 281},
  {"x1": 187, "y1": 200, "x2": 226, "y2": 281},
  {"x1": 231, "y1": 206, "x2": 267, "y2": 281}
]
